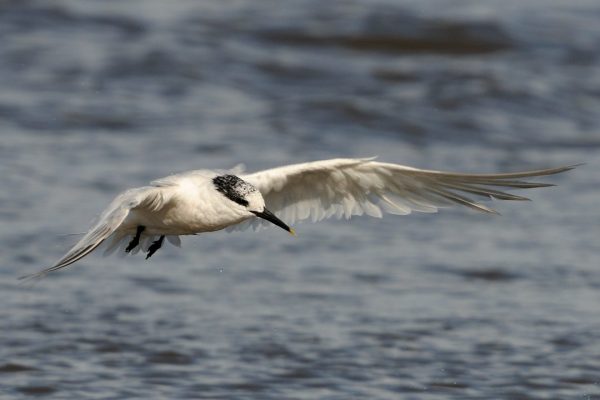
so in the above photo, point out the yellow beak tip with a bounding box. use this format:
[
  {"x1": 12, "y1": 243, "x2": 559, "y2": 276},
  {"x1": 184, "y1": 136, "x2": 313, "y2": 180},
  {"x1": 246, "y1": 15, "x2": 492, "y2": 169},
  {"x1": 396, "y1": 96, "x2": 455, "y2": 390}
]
[{"x1": 289, "y1": 228, "x2": 296, "y2": 236}]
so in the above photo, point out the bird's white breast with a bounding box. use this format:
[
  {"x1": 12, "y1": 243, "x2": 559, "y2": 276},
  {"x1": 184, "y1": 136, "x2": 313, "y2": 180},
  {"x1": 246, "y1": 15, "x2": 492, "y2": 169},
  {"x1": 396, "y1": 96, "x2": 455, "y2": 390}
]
[{"x1": 124, "y1": 174, "x2": 251, "y2": 235}]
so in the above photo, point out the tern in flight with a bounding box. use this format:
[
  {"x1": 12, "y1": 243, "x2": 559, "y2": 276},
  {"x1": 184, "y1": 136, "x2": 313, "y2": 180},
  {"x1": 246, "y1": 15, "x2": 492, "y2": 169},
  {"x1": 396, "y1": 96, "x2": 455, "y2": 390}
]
[{"x1": 21, "y1": 158, "x2": 576, "y2": 280}]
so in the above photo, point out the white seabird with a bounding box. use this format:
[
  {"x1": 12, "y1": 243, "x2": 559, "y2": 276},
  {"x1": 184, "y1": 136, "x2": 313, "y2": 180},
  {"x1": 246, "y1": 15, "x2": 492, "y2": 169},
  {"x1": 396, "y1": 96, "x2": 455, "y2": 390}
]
[{"x1": 21, "y1": 158, "x2": 576, "y2": 280}]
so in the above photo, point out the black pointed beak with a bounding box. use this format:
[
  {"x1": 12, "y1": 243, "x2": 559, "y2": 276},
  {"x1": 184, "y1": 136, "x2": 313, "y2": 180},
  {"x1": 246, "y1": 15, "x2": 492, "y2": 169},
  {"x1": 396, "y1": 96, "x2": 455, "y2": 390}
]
[{"x1": 251, "y1": 209, "x2": 295, "y2": 235}]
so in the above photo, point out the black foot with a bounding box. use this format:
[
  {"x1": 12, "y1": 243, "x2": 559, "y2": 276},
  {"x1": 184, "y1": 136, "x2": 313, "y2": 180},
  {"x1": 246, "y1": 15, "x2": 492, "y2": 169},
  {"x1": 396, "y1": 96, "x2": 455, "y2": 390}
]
[
  {"x1": 126, "y1": 226, "x2": 145, "y2": 253},
  {"x1": 146, "y1": 235, "x2": 165, "y2": 259}
]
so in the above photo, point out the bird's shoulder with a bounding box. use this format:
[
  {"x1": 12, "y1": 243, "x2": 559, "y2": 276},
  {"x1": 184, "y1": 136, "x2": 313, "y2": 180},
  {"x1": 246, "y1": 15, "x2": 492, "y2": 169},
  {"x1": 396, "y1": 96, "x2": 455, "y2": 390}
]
[
  {"x1": 147, "y1": 169, "x2": 237, "y2": 207},
  {"x1": 150, "y1": 169, "x2": 218, "y2": 187},
  {"x1": 105, "y1": 185, "x2": 175, "y2": 214}
]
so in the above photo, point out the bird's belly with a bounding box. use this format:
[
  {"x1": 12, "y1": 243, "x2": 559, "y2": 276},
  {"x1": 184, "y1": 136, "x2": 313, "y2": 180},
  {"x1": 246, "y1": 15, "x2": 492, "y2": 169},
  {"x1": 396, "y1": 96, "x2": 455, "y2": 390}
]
[{"x1": 125, "y1": 207, "x2": 249, "y2": 235}]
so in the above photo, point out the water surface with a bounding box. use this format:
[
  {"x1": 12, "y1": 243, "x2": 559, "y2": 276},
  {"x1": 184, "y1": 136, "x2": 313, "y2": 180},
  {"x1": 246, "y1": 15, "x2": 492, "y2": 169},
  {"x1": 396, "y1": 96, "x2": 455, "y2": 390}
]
[{"x1": 1, "y1": 1, "x2": 600, "y2": 399}]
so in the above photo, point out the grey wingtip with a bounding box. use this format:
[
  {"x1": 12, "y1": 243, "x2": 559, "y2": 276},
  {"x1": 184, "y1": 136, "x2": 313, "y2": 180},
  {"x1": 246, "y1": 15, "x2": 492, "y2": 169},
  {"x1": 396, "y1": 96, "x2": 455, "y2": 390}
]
[
  {"x1": 17, "y1": 271, "x2": 47, "y2": 285},
  {"x1": 476, "y1": 204, "x2": 501, "y2": 215},
  {"x1": 551, "y1": 163, "x2": 583, "y2": 174},
  {"x1": 559, "y1": 163, "x2": 583, "y2": 173}
]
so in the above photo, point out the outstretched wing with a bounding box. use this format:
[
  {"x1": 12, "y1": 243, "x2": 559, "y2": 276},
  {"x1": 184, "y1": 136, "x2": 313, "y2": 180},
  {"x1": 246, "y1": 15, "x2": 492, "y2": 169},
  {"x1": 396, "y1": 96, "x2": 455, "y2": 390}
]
[
  {"x1": 241, "y1": 158, "x2": 576, "y2": 228},
  {"x1": 20, "y1": 186, "x2": 168, "y2": 281}
]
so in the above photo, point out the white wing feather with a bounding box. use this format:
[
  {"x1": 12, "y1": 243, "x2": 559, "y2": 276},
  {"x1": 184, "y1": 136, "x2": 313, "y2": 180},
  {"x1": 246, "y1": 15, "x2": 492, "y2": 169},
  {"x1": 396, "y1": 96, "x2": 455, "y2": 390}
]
[
  {"x1": 241, "y1": 158, "x2": 576, "y2": 228},
  {"x1": 20, "y1": 186, "x2": 171, "y2": 281}
]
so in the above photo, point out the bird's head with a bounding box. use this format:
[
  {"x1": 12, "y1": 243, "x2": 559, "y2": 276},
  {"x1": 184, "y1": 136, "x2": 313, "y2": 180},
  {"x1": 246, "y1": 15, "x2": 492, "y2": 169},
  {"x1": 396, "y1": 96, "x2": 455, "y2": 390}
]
[{"x1": 212, "y1": 174, "x2": 295, "y2": 235}]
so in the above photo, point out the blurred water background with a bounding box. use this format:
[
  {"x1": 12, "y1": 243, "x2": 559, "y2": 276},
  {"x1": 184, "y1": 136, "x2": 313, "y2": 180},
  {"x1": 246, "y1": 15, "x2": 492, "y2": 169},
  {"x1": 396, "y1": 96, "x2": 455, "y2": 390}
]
[{"x1": 1, "y1": 0, "x2": 600, "y2": 399}]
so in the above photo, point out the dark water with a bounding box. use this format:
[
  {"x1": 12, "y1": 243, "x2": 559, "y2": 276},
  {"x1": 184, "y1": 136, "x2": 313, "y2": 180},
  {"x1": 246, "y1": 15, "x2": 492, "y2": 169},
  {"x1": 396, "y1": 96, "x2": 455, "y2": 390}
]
[{"x1": 2, "y1": 1, "x2": 600, "y2": 398}]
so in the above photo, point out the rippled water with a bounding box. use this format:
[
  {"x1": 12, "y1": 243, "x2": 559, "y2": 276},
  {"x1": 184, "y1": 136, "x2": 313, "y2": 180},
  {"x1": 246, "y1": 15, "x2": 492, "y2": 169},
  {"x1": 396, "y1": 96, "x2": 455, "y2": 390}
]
[{"x1": 2, "y1": 1, "x2": 600, "y2": 399}]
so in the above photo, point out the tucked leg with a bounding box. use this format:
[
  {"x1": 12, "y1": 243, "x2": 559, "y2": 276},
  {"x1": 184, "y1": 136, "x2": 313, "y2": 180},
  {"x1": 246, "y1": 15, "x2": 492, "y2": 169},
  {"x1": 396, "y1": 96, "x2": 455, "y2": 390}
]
[
  {"x1": 126, "y1": 226, "x2": 145, "y2": 253},
  {"x1": 146, "y1": 235, "x2": 165, "y2": 259}
]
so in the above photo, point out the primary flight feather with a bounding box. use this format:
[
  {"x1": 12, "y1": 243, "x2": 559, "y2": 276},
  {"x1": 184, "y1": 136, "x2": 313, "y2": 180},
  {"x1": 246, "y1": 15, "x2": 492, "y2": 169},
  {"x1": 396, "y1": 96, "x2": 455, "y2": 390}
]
[{"x1": 21, "y1": 158, "x2": 576, "y2": 280}]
